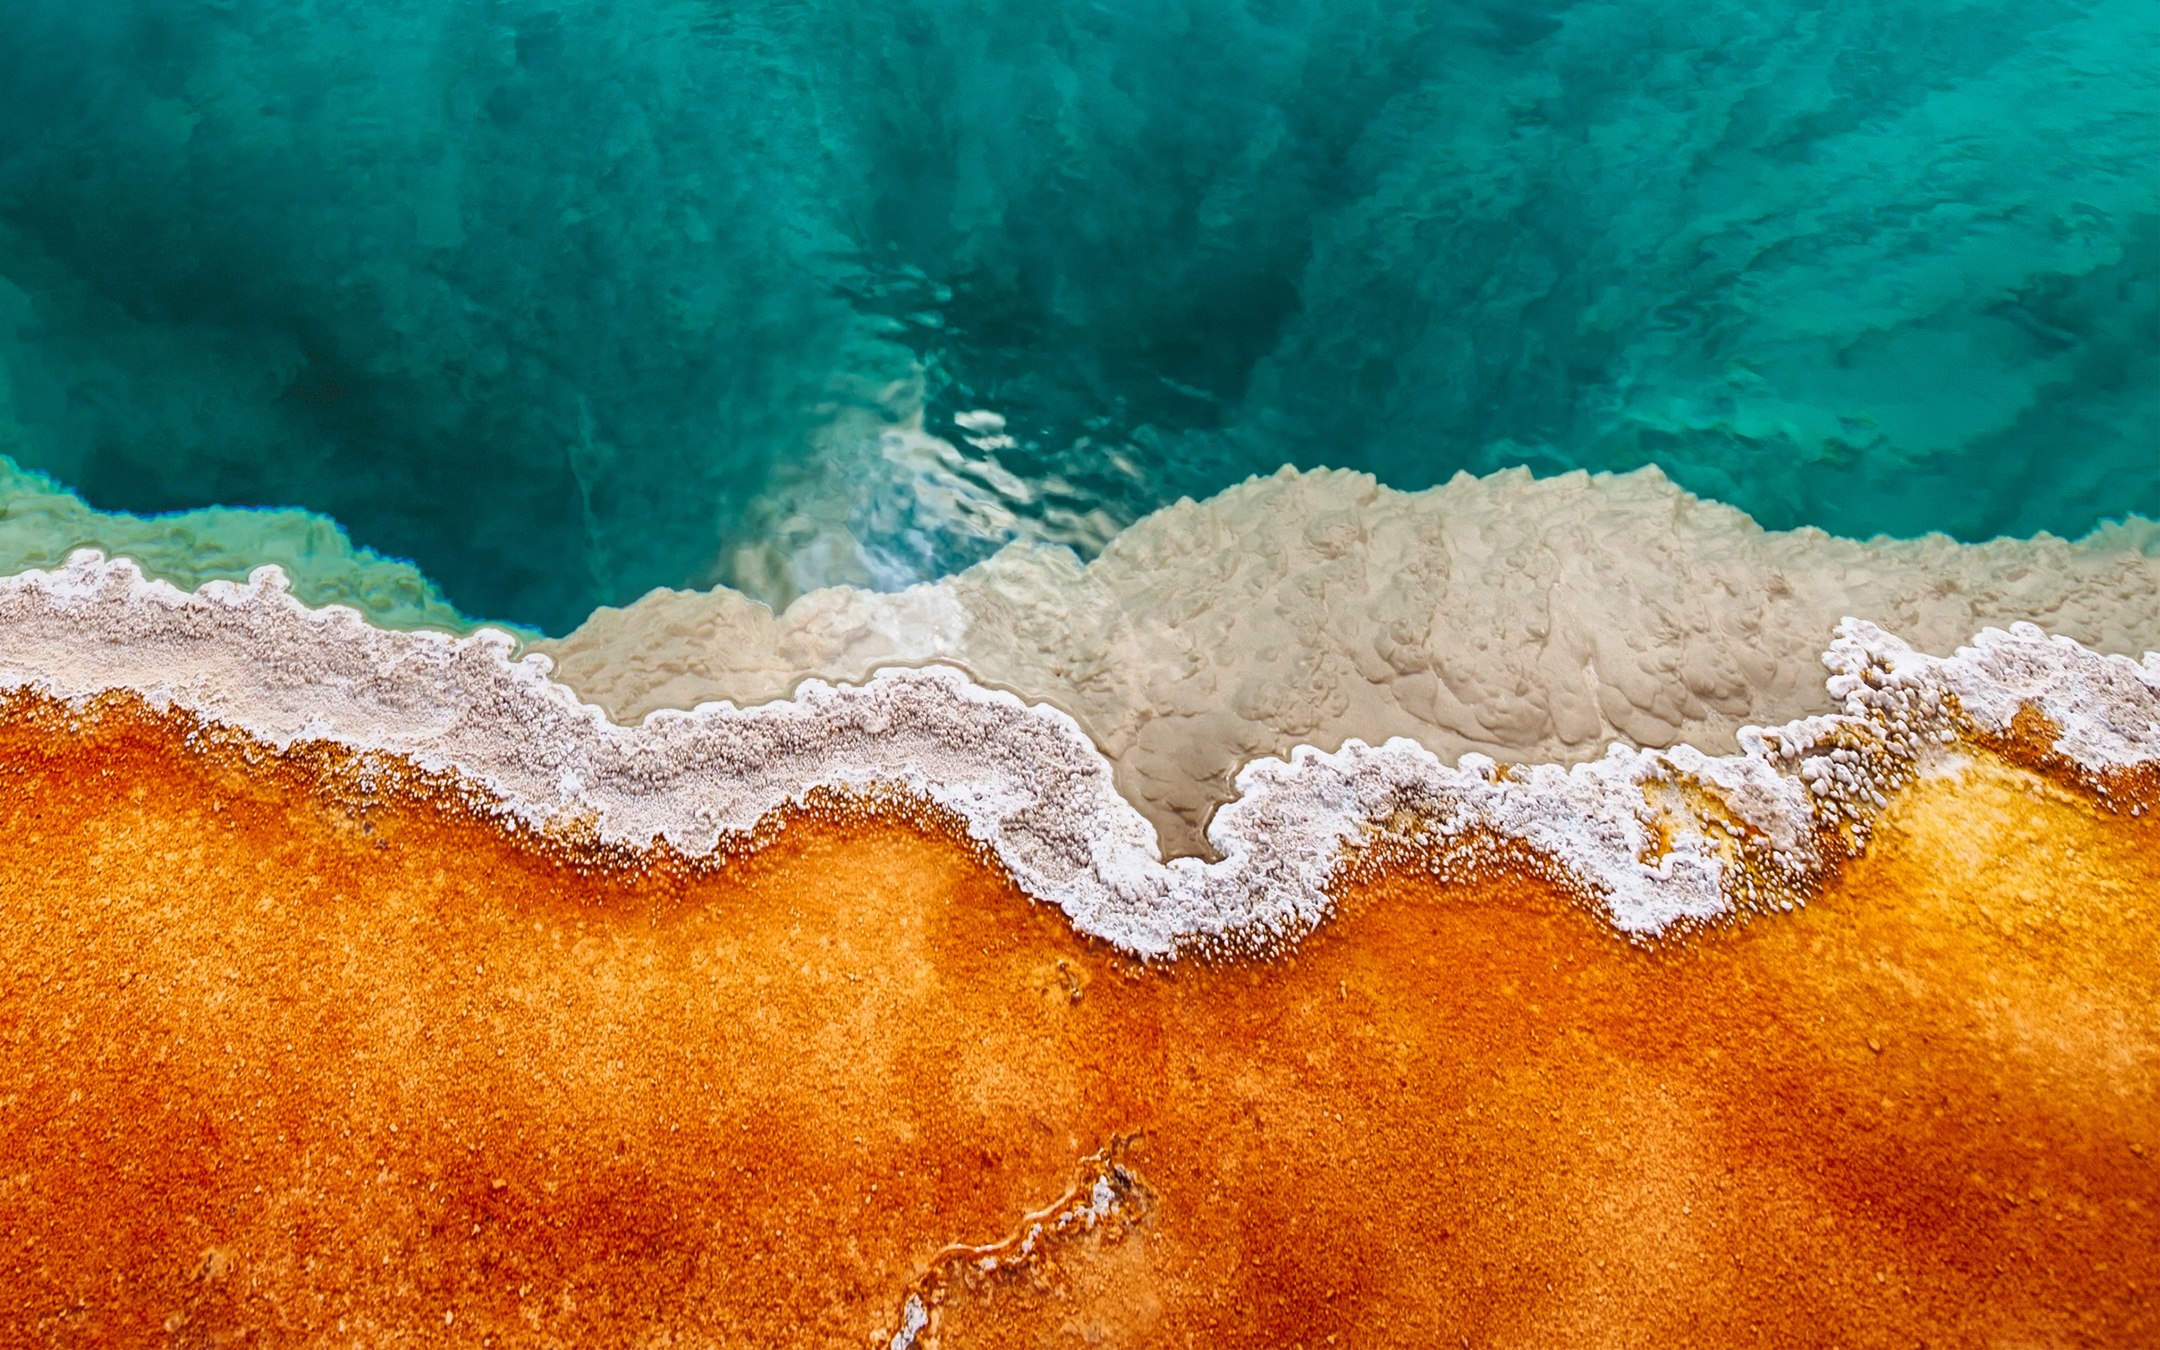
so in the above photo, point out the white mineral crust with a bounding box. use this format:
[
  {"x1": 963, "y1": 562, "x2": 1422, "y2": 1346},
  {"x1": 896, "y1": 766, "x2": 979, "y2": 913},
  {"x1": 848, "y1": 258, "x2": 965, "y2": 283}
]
[{"x1": 3, "y1": 553, "x2": 2156, "y2": 958}]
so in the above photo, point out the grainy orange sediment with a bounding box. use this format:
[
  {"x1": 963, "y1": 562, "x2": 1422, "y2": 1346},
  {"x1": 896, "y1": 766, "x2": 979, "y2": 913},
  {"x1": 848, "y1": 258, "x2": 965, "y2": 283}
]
[{"x1": 1, "y1": 692, "x2": 2154, "y2": 1347}]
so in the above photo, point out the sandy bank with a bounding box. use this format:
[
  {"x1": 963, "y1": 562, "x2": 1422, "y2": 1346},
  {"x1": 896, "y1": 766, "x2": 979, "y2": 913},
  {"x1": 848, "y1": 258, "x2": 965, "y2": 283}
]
[{"x1": 537, "y1": 465, "x2": 2160, "y2": 852}]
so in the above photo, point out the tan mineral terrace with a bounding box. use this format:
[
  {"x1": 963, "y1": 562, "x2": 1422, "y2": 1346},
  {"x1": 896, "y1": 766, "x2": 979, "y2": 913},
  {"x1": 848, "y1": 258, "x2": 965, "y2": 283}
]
[{"x1": 534, "y1": 464, "x2": 2160, "y2": 854}]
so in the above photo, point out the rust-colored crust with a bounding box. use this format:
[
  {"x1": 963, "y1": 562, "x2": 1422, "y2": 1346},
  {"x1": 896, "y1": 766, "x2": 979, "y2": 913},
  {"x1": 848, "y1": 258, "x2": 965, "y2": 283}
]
[
  {"x1": 0, "y1": 692, "x2": 2155, "y2": 1347},
  {"x1": 1965, "y1": 700, "x2": 2160, "y2": 816}
]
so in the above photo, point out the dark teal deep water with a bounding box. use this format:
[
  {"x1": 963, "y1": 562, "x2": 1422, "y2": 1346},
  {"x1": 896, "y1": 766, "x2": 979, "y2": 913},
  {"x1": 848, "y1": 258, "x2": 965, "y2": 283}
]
[{"x1": 1, "y1": 0, "x2": 2155, "y2": 634}]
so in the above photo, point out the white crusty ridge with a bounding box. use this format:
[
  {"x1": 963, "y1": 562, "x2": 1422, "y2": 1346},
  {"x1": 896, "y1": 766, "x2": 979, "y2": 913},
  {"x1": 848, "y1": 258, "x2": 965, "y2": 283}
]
[{"x1": 3, "y1": 553, "x2": 2157, "y2": 957}]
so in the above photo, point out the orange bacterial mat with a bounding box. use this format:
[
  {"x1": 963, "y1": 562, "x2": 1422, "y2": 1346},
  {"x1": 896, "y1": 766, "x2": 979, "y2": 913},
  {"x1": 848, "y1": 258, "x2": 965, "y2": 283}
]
[{"x1": 1, "y1": 692, "x2": 2155, "y2": 1347}]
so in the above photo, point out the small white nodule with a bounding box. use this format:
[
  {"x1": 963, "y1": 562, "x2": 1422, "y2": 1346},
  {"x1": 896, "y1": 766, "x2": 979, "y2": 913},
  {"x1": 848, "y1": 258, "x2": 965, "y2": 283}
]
[{"x1": 889, "y1": 1294, "x2": 928, "y2": 1350}]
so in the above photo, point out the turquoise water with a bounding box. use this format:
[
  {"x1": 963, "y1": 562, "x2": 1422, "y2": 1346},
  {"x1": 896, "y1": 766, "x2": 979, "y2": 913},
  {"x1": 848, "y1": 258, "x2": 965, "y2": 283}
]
[{"x1": 1, "y1": 0, "x2": 2154, "y2": 635}]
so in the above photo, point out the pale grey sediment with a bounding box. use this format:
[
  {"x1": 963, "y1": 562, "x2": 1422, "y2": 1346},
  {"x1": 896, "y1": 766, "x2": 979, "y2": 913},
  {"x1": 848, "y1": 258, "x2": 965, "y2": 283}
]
[
  {"x1": 3, "y1": 555, "x2": 2156, "y2": 958},
  {"x1": 535, "y1": 465, "x2": 2160, "y2": 855}
]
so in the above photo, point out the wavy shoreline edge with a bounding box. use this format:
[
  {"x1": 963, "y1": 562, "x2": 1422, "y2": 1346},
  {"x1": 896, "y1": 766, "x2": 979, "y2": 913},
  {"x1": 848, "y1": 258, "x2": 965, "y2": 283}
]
[{"x1": 4, "y1": 552, "x2": 2157, "y2": 958}]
